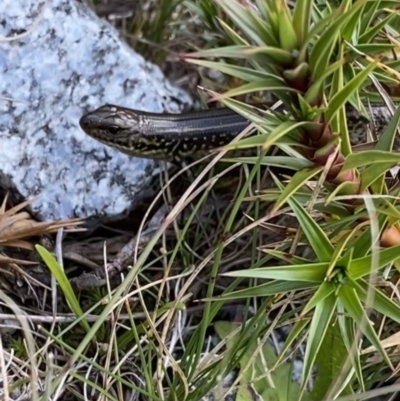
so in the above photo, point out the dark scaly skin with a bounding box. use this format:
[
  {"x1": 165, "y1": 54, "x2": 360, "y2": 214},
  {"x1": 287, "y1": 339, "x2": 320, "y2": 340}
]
[{"x1": 79, "y1": 103, "x2": 398, "y2": 162}]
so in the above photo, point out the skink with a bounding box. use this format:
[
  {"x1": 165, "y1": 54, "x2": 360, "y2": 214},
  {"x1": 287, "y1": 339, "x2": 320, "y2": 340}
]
[{"x1": 79, "y1": 103, "x2": 396, "y2": 161}]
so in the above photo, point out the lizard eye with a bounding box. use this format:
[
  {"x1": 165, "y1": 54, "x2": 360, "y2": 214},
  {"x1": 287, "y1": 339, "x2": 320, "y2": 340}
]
[{"x1": 107, "y1": 126, "x2": 120, "y2": 135}]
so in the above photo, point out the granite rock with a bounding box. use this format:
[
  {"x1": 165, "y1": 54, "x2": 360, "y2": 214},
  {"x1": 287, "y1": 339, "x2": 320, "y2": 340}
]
[{"x1": 0, "y1": 0, "x2": 192, "y2": 224}]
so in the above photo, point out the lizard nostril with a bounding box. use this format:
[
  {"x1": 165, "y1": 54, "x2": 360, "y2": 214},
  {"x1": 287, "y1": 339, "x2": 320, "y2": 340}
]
[{"x1": 79, "y1": 116, "x2": 90, "y2": 127}]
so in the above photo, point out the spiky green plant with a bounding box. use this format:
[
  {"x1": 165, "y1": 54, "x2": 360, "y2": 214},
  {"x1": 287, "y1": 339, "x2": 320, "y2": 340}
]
[{"x1": 167, "y1": 0, "x2": 400, "y2": 399}]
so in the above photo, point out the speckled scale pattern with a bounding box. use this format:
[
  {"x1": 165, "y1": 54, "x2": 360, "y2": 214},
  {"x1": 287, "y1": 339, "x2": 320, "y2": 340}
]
[{"x1": 346, "y1": 105, "x2": 397, "y2": 147}]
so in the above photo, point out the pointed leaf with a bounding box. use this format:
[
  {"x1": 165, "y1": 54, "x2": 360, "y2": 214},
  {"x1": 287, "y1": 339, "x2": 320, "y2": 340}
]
[
  {"x1": 351, "y1": 215, "x2": 388, "y2": 259},
  {"x1": 244, "y1": 46, "x2": 294, "y2": 66},
  {"x1": 185, "y1": 59, "x2": 282, "y2": 82},
  {"x1": 301, "y1": 293, "x2": 337, "y2": 394},
  {"x1": 349, "y1": 43, "x2": 396, "y2": 56},
  {"x1": 260, "y1": 249, "x2": 313, "y2": 265},
  {"x1": 349, "y1": 244, "x2": 400, "y2": 279},
  {"x1": 292, "y1": 0, "x2": 314, "y2": 46},
  {"x1": 342, "y1": 151, "x2": 400, "y2": 171},
  {"x1": 223, "y1": 262, "x2": 329, "y2": 282},
  {"x1": 221, "y1": 155, "x2": 313, "y2": 170},
  {"x1": 272, "y1": 166, "x2": 323, "y2": 212},
  {"x1": 341, "y1": 1, "x2": 367, "y2": 41},
  {"x1": 214, "y1": 79, "x2": 298, "y2": 101},
  {"x1": 223, "y1": 133, "x2": 300, "y2": 151},
  {"x1": 274, "y1": 176, "x2": 335, "y2": 262},
  {"x1": 309, "y1": 0, "x2": 367, "y2": 79},
  {"x1": 211, "y1": 280, "x2": 319, "y2": 301},
  {"x1": 301, "y1": 8, "x2": 341, "y2": 58},
  {"x1": 374, "y1": 198, "x2": 400, "y2": 221},
  {"x1": 301, "y1": 281, "x2": 336, "y2": 316},
  {"x1": 360, "y1": 162, "x2": 396, "y2": 192},
  {"x1": 337, "y1": 304, "x2": 364, "y2": 390},
  {"x1": 355, "y1": 279, "x2": 400, "y2": 324},
  {"x1": 277, "y1": 2, "x2": 297, "y2": 51},
  {"x1": 325, "y1": 60, "x2": 378, "y2": 124},
  {"x1": 217, "y1": 0, "x2": 279, "y2": 47},
  {"x1": 218, "y1": 18, "x2": 249, "y2": 46},
  {"x1": 305, "y1": 59, "x2": 345, "y2": 103},
  {"x1": 216, "y1": 96, "x2": 282, "y2": 127},
  {"x1": 374, "y1": 102, "x2": 400, "y2": 152},
  {"x1": 311, "y1": 320, "x2": 354, "y2": 400},
  {"x1": 360, "y1": 0, "x2": 384, "y2": 33},
  {"x1": 186, "y1": 45, "x2": 267, "y2": 61},
  {"x1": 326, "y1": 227, "x2": 359, "y2": 278},
  {"x1": 261, "y1": 120, "x2": 310, "y2": 149},
  {"x1": 338, "y1": 284, "x2": 392, "y2": 369}
]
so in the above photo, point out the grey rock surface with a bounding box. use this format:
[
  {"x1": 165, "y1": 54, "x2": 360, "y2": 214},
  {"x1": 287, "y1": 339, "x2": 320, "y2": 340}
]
[{"x1": 0, "y1": 0, "x2": 192, "y2": 223}]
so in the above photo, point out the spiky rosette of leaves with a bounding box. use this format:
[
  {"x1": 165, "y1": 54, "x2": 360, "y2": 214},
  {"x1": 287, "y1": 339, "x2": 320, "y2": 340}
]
[
  {"x1": 184, "y1": 0, "x2": 400, "y2": 242},
  {"x1": 184, "y1": 0, "x2": 399, "y2": 184},
  {"x1": 168, "y1": 1, "x2": 400, "y2": 400}
]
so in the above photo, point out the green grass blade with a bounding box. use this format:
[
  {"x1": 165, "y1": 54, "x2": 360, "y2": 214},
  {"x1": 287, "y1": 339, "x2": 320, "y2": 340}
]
[
  {"x1": 254, "y1": 0, "x2": 279, "y2": 37},
  {"x1": 261, "y1": 249, "x2": 312, "y2": 264},
  {"x1": 224, "y1": 133, "x2": 275, "y2": 150},
  {"x1": 223, "y1": 122, "x2": 304, "y2": 151},
  {"x1": 35, "y1": 245, "x2": 91, "y2": 333},
  {"x1": 374, "y1": 198, "x2": 400, "y2": 221}
]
